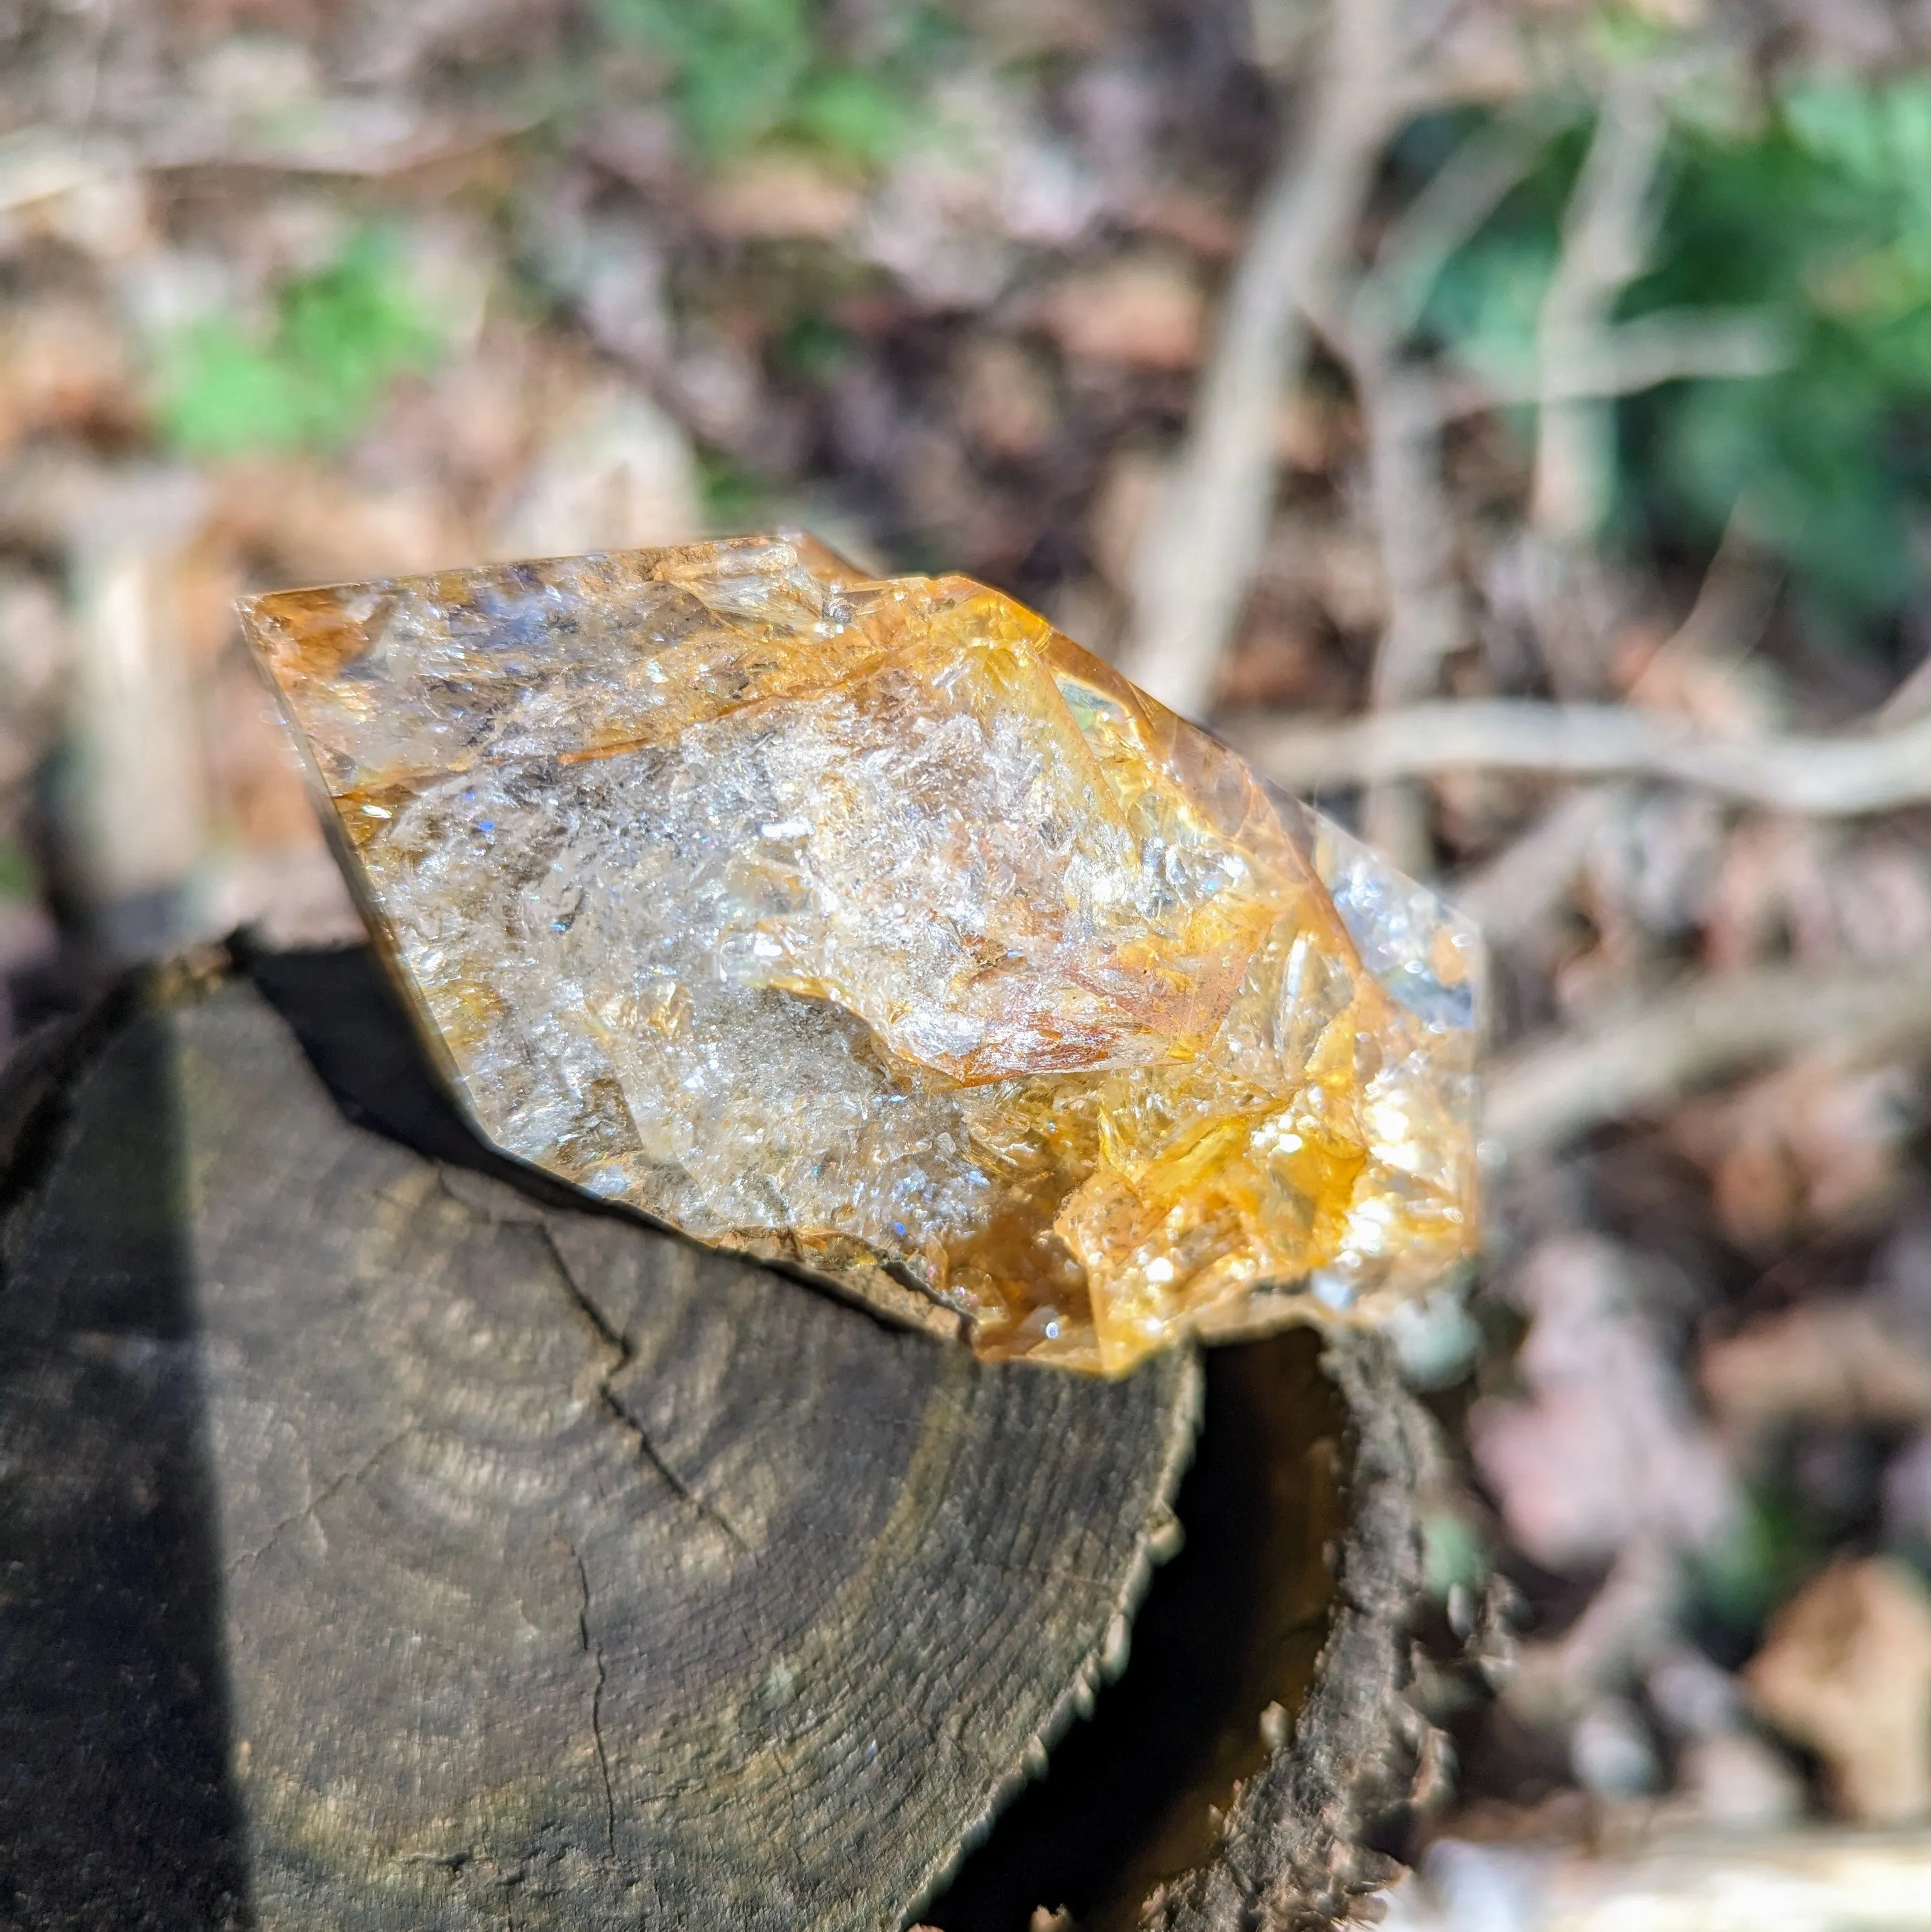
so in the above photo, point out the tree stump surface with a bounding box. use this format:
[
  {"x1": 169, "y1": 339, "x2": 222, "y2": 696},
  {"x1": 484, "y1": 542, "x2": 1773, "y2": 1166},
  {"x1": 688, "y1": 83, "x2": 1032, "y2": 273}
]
[{"x1": 0, "y1": 950, "x2": 1431, "y2": 1931}]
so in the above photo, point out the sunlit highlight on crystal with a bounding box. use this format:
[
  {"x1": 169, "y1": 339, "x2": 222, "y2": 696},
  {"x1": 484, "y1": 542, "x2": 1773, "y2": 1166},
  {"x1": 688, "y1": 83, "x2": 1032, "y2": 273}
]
[{"x1": 242, "y1": 535, "x2": 1482, "y2": 1373}]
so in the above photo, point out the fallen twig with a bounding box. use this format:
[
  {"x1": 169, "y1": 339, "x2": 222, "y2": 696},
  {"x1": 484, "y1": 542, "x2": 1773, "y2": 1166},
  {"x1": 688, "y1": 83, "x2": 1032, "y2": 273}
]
[
  {"x1": 1115, "y1": 0, "x2": 1400, "y2": 720},
  {"x1": 0, "y1": 106, "x2": 533, "y2": 199},
  {"x1": 1437, "y1": 309, "x2": 1791, "y2": 420},
  {"x1": 1239, "y1": 697, "x2": 1931, "y2": 816},
  {"x1": 1351, "y1": 357, "x2": 1461, "y2": 865},
  {"x1": 1326, "y1": 113, "x2": 1554, "y2": 861},
  {"x1": 1382, "y1": 1828, "x2": 1931, "y2": 1932},
  {"x1": 1487, "y1": 962, "x2": 1931, "y2": 1155},
  {"x1": 1456, "y1": 782, "x2": 1634, "y2": 942},
  {"x1": 1531, "y1": 74, "x2": 1668, "y2": 543}
]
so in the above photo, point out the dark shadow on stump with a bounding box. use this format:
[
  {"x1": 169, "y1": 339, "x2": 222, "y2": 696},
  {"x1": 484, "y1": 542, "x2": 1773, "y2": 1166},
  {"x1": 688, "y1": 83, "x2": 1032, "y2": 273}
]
[
  {"x1": 241, "y1": 942, "x2": 520, "y2": 1183},
  {"x1": 0, "y1": 1002, "x2": 253, "y2": 1931},
  {"x1": 1, "y1": 949, "x2": 1373, "y2": 1932},
  {"x1": 245, "y1": 950, "x2": 1363, "y2": 1928},
  {"x1": 920, "y1": 1332, "x2": 1346, "y2": 1932}
]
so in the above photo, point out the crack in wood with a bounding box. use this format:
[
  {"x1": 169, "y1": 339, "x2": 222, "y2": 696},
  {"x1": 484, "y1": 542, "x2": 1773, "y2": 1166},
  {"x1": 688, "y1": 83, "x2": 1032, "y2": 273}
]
[
  {"x1": 224, "y1": 1425, "x2": 417, "y2": 1578},
  {"x1": 570, "y1": 1545, "x2": 617, "y2": 1858},
  {"x1": 533, "y1": 1219, "x2": 750, "y2": 1555}
]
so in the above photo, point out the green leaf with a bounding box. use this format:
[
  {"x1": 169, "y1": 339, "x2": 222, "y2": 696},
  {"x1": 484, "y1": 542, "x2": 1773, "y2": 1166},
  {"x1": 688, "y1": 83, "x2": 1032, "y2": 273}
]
[
  {"x1": 1421, "y1": 1512, "x2": 1487, "y2": 1600},
  {"x1": 777, "y1": 311, "x2": 856, "y2": 382},
  {"x1": 792, "y1": 69, "x2": 906, "y2": 166},
  {"x1": 596, "y1": 0, "x2": 952, "y2": 167},
  {"x1": 154, "y1": 228, "x2": 442, "y2": 459},
  {"x1": 0, "y1": 838, "x2": 36, "y2": 903},
  {"x1": 1420, "y1": 79, "x2": 1931, "y2": 643},
  {"x1": 698, "y1": 453, "x2": 773, "y2": 529},
  {"x1": 157, "y1": 320, "x2": 322, "y2": 456},
  {"x1": 1690, "y1": 1484, "x2": 1825, "y2": 1641},
  {"x1": 599, "y1": 0, "x2": 813, "y2": 158}
]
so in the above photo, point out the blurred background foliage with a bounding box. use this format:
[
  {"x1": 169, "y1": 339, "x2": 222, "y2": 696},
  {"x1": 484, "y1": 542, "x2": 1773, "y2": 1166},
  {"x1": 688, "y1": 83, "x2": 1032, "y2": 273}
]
[
  {"x1": 6, "y1": 0, "x2": 1931, "y2": 1907},
  {"x1": 595, "y1": 0, "x2": 958, "y2": 163},
  {"x1": 1640, "y1": 76, "x2": 1931, "y2": 632},
  {"x1": 155, "y1": 225, "x2": 445, "y2": 455},
  {"x1": 1375, "y1": 69, "x2": 1931, "y2": 643}
]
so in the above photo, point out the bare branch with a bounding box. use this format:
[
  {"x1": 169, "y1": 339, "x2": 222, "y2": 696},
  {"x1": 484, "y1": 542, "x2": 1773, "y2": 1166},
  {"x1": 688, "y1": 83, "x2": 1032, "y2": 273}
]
[
  {"x1": 1457, "y1": 782, "x2": 1634, "y2": 943},
  {"x1": 1311, "y1": 109, "x2": 1560, "y2": 862},
  {"x1": 1351, "y1": 363, "x2": 1463, "y2": 863},
  {"x1": 1382, "y1": 1828, "x2": 1931, "y2": 1929},
  {"x1": 1238, "y1": 697, "x2": 1931, "y2": 817},
  {"x1": 1344, "y1": 113, "x2": 1556, "y2": 694},
  {"x1": 1439, "y1": 309, "x2": 1790, "y2": 417},
  {"x1": 1531, "y1": 75, "x2": 1670, "y2": 541},
  {"x1": 1355, "y1": 104, "x2": 1563, "y2": 345},
  {"x1": 1114, "y1": 0, "x2": 1401, "y2": 720},
  {"x1": 1488, "y1": 963, "x2": 1931, "y2": 1156}
]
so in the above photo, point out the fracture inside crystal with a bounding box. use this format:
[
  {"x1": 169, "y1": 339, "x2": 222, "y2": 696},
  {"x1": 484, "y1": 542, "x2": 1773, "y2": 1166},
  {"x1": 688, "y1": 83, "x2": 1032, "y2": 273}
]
[{"x1": 242, "y1": 535, "x2": 1482, "y2": 1373}]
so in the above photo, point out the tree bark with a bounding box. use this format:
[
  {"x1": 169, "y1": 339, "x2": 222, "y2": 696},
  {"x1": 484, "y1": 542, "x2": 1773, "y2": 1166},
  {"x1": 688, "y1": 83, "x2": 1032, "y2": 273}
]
[{"x1": 0, "y1": 948, "x2": 1431, "y2": 1931}]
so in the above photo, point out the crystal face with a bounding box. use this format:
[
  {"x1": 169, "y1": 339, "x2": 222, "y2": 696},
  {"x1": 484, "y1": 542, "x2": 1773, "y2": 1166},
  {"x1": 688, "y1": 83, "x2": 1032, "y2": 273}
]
[{"x1": 241, "y1": 535, "x2": 1482, "y2": 1374}]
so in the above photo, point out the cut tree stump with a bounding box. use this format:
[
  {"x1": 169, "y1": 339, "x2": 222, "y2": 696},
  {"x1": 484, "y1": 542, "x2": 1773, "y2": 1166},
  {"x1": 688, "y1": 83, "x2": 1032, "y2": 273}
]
[{"x1": 0, "y1": 948, "x2": 1433, "y2": 1931}]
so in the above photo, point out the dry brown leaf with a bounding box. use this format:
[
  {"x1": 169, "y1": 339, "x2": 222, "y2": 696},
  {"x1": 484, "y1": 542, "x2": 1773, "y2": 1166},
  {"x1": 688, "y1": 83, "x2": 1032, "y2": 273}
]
[
  {"x1": 207, "y1": 459, "x2": 470, "y2": 585},
  {"x1": 493, "y1": 381, "x2": 699, "y2": 560},
  {"x1": 1470, "y1": 1239, "x2": 1734, "y2": 1572},
  {"x1": 955, "y1": 336, "x2": 1058, "y2": 463},
  {"x1": 1259, "y1": 515, "x2": 1388, "y2": 635},
  {"x1": 0, "y1": 297, "x2": 134, "y2": 453},
  {"x1": 1702, "y1": 816, "x2": 1846, "y2": 973},
  {"x1": 1670, "y1": 1058, "x2": 1918, "y2": 1251},
  {"x1": 1087, "y1": 448, "x2": 1167, "y2": 593},
  {"x1": 1746, "y1": 1557, "x2": 1931, "y2": 1824},
  {"x1": 1124, "y1": 184, "x2": 1243, "y2": 261},
  {"x1": 698, "y1": 155, "x2": 864, "y2": 243},
  {"x1": 1702, "y1": 1301, "x2": 1931, "y2": 1441},
  {"x1": 1037, "y1": 251, "x2": 1206, "y2": 370},
  {"x1": 1214, "y1": 597, "x2": 1339, "y2": 711},
  {"x1": 204, "y1": 647, "x2": 325, "y2": 854}
]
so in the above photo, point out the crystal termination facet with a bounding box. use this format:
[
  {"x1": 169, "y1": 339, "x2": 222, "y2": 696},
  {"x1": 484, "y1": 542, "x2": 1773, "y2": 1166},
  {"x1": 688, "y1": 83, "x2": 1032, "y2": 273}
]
[{"x1": 241, "y1": 536, "x2": 1482, "y2": 1374}]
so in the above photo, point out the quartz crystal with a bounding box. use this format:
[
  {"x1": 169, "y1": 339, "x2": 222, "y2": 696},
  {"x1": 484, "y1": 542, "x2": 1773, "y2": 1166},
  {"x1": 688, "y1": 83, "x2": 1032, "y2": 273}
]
[{"x1": 241, "y1": 536, "x2": 1482, "y2": 1374}]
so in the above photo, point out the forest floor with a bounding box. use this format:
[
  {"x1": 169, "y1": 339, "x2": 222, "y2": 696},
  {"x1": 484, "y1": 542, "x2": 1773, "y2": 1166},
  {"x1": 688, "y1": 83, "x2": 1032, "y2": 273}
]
[{"x1": 6, "y1": 1, "x2": 1931, "y2": 1920}]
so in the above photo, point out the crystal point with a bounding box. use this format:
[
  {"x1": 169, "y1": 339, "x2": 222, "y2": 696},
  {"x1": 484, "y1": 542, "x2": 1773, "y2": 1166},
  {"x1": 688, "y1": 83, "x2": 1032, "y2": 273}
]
[{"x1": 241, "y1": 536, "x2": 1482, "y2": 1373}]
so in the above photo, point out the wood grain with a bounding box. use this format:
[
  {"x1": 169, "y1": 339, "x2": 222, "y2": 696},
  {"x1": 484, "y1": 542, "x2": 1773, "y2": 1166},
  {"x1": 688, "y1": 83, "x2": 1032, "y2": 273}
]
[
  {"x1": 1, "y1": 952, "x2": 1433, "y2": 1930},
  {"x1": 0, "y1": 959, "x2": 1199, "y2": 1931}
]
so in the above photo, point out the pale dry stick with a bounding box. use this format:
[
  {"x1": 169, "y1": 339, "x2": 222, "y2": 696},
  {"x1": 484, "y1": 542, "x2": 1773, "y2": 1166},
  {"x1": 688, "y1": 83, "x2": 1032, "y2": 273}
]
[
  {"x1": 1114, "y1": 0, "x2": 1403, "y2": 720},
  {"x1": 1485, "y1": 960, "x2": 1931, "y2": 1156},
  {"x1": 1519, "y1": 72, "x2": 1671, "y2": 699},
  {"x1": 1328, "y1": 110, "x2": 1776, "y2": 863},
  {"x1": 1436, "y1": 309, "x2": 1789, "y2": 420},
  {"x1": 1875, "y1": 640, "x2": 1931, "y2": 725},
  {"x1": 60, "y1": 469, "x2": 210, "y2": 956},
  {"x1": 1330, "y1": 115, "x2": 1559, "y2": 862},
  {"x1": 1379, "y1": 1828, "x2": 1931, "y2": 1932},
  {"x1": 0, "y1": 104, "x2": 536, "y2": 202},
  {"x1": 1334, "y1": 299, "x2": 1460, "y2": 867},
  {"x1": 0, "y1": 127, "x2": 127, "y2": 210},
  {"x1": 1456, "y1": 781, "x2": 1633, "y2": 944},
  {"x1": 1530, "y1": 73, "x2": 1669, "y2": 545},
  {"x1": 1240, "y1": 696, "x2": 1931, "y2": 815},
  {"x1": 1355, "y1": 106, "x2": 1567, "y2": 346},
  {"x1": 1451, "y1": 524, "x2": 1773, "y2": 943},
  {"x1": 1353, "y1": 363, "x2": 1461, "y2": 868},
  {"x1": 1624, "y1": 495, "x2": 1781, "y2": 703}
]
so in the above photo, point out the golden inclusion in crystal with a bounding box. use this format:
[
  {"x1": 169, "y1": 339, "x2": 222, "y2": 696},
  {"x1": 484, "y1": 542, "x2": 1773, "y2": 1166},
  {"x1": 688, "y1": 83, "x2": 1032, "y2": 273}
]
[{"x1": 241, "y1": 535, "x2": 1482, "y2": 1374}]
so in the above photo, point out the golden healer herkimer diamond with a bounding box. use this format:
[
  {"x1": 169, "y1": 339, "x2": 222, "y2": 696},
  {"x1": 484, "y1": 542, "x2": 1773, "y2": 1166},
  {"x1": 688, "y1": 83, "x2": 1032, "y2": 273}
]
[{"x1": 241, "y1": 535, "x2": 1482, "y2": 1375}]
